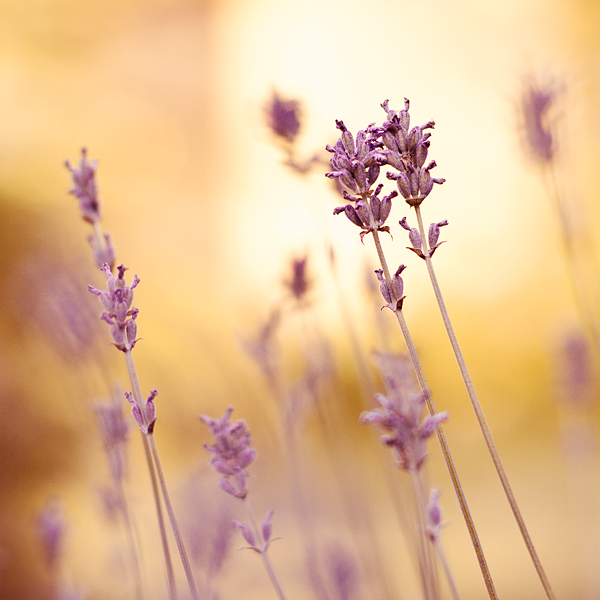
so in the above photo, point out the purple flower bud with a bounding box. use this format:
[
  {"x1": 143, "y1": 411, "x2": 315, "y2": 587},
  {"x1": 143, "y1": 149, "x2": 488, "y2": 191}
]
[
  {"x1": 219, "y1": 478, "x2": 238, "y2": 497},
  {"x1": 233, "y1": 521, "x2": 256, "y2": 547},
  {"x1": 409, "y1": 228, "x2": 422, "y2": 250},
  {"x1": 264, "y1": 91, "x2": 301, "y2": 143},
  {"x1": 262, "y1": 509, "x2": 274, "y2": 543},
  {"x1": 65, "y1": 148, "x2": 101, "y2": 224}
]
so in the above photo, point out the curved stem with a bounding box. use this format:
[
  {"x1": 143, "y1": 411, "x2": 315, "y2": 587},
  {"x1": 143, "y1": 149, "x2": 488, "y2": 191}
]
[
  {"x1": 414, "y1": 205, "x2": 556, "y2": 600},
  {"x1": 370, "y1": 224, "x2": 498, "y2": 600}
]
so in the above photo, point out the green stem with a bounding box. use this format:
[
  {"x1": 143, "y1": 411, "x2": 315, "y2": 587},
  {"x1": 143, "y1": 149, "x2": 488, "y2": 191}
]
[
  {"x1": 414, "y1": 205, "x2": 556, "y2": 600},
  {"x1": 370, "y1": 221, "x2": 498, "y2": 600}
]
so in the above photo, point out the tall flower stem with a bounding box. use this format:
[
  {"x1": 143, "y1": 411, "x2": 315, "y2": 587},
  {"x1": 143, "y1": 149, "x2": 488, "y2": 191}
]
[
  {"x1": 125, "y1": 351, "x2": 199, "y2": 600},
  {"x1": 369, "y1": 221, "x2": 498, "y2": 600},
  {"x1": 245, "y1": 498, "x2": 288, "y2": 600},
  {"x1": 413, "y1": 205, "x2": 556, "y2": 600}
]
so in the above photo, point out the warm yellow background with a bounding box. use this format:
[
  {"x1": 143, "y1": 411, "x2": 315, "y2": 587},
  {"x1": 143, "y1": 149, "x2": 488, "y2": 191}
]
[{"x1": 1, "y1": 0, "x2": 600, "y2": 598}]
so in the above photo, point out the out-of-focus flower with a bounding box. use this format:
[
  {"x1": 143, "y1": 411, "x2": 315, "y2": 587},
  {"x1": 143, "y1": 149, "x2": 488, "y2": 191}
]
[
  {"x1": 520, "y1": 75, "x2": 561, "y2": 164},
  {"x1": 285, "y1": 255, "x2": 312, "y2": 302},
  {"x1": 200, "y1": 407, "x2": 257, "y2": 500},
  {"x1": 93, "y1": 387, "x2": 130, "y2": 483},
  {"x1": 88, "y1": 264, "x2": 139, "y2": 352},
  {"x1": 360, "y1": 390, "x2": 448, "y2": 472},
  {"x1": 265, "y1": 91, "x2": 302, "y2": 144},
  {"x1": 37, "y1": 499, "x2": 65, "y2": 570},
  {"x1": 425, "y1": 486, "x2": 443, "y2": 541},
  {"x1": 65, "y1": 148, "x2": 100, "y2": 224},
  {"x1": 232, "y1": 509, "x2": 278, "y2": 554}
]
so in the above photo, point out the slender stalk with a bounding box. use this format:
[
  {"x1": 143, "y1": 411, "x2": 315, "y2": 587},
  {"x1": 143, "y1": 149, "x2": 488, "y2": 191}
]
[
  {"x1": 125, "y1": 351, "x2": 199, "y2": 600},
  {"x1": 414, "y1": 205, "x2": 556, "y2": 600},
  {"x1": 369, "y1": 221, "x2": 498, "y2": 600},
  {"x1": 245, "y1": 498, "x2": 288, "y2": 600},
  {"x1": 410, "y1": 470, "x2": 438, "y2": 600},
  {"x1": 147, "y1": 434, "x2": 200, "y2": 600},
  {"x1": 433, "y1": 536, "x2": 462, "y2": 600}
]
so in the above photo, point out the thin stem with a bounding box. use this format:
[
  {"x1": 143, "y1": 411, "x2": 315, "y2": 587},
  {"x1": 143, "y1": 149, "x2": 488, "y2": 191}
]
[
  {"x1": 147, "y1": 433, "x2": 200, "y2": 600},
  {"x1": 433, "y1": 537, "x2": 462, "y2": 600},
  {"x1": 370, "y1": 224, "x2": 498, "y2": 600},
  {"x1": 245, "y1": 498, "x2": 288, "y2": 600},
  {"x1": 410, "y1": 470, "x2": 438, "y2": 600},
  {"x1": 125, "y1": 351, "x2": 197, "y2": 600},
  {"x1": 414, "y1": 205, "x2": 556, "y2": 600}
]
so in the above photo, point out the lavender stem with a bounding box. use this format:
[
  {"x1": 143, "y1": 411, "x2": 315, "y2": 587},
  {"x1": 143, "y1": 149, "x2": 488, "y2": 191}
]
[{"x1": 414, "y1": 204, "x2": 556, "y2": 600}]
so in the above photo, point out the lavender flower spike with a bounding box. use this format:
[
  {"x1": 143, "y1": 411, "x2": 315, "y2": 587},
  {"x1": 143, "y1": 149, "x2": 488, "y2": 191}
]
[
  {"x1": 88, "y1": 264, "x2": 140, "y2": 352},
  {"x1": 200, "y1": 407, "x2": 257, "y2": 500},
  {"x1": 65, "y1": 148, "x2": 101, "y2": 224},
  {"x1": 232, "y1": 509, "x2": 279, "y2": 554},
  {"x1": 124, "y1": 388, "x2": 158, "y2": 434},
  {"x1": 360, "y1": 390, "x2": 449, "y2": 472}
]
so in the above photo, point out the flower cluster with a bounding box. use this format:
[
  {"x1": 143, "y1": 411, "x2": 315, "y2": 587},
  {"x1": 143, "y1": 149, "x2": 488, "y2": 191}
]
[
  {"x1": 378, "y1": 99, "x2": 445, "y2": 207},
  {"x1": 124, "y1": 388, "x2": 158, "y2": 435},
  {"x1": 264, "y1": 91, "x2": 302, "y2": 144},
  {"x1": 360, "y1": 390, "x2": 449, "y2": 472},
  {"x1": 88, "y1": 264, "x2": 139, "y2": 352},
  {"x1": 233, "y1": 509, "x2": 278, "y2": 554},
  {"x1": 65, "y1": 148, "x2": 101, "y2": 224},
  {"x1": 399, "y1": 216, "x2": 448, "y2": 260},
  {"x1": 200, "y1": 407, "x2": 257, "y2": 500},
  {"x1": 375, "y1": 265, "x2": 406, "y2": 311},
  {"x1": 333, "y1": 183, "x2": 397, "y2": 243}
]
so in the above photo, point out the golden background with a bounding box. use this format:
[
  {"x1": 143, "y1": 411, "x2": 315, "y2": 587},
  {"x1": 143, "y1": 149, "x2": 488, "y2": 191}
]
[{"x1": 1, "y1": 0, "x2": 600, "y2": 598}]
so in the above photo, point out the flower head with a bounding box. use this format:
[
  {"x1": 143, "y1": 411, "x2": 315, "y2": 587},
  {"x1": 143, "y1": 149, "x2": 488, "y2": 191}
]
[
  {"x1": 265, "y1": 91, "x2": 302, "y2": 144},
  {"x1": 520, "y1": 75, "x2": 561, "y2": 163},
  {"x1": 326, "y1": 120, "x2": 387, "y2": 195},
  {"x1": 88, "y1": 264, "x2": 140, "y2": 352},
  {"x1": 65, "y1": 148, "x2": 101, "y2": 224},
  {"x1": 200, "y1": 407, "x2": 257, "y2": 499},
  {"x1": 377, "y1": 99, "x2": 445, "y2": 207},
  {"x1": 360, "y1": 389, "x2": 449, "y2": 472}
]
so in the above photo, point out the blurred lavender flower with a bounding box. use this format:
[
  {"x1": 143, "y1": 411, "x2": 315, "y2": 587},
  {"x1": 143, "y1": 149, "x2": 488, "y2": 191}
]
[
  {"x1": 65, "y1": 148, "x2": 100, "y2": 224},
  {"x1": 425, "y1": 486, "x2": 443, "y2": 541},
  {"x1": 93, "y1": 387, "x2": 130, "y2": 484},
  {"x1": 265, "y1": 91, "x2": 301, "y2": 144},
  {"x1": 520, "y1": 75, "x2": 561, "y2": 163},
  {"x1": 37, "y1": 499, "x2": 65, "y2": 570},
  {"x1": 327, "y1": 545, "x2": 359, "y2": 600},
  {"x1": 360, "y1": 390, "x2": 448, "y2": 472},
  {"x1": 200, "y1": 407, "x2": 257, "y2": 500},
  {"x1": 232, "y1": 509, "x2": 278, "y2": 554},
  {"x1": 377, "y1": 99, "x2": 445, "y2": 207},
  {"x1": 285, "y1": 255, "x2": 311, "y2": 303},
  {"x1": 88, "y1": 264, "x2": 139, "y2": 353}
]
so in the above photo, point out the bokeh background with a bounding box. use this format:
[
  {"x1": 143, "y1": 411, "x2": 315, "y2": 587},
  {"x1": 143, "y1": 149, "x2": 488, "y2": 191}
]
[{"x1": 2, "y1": 0, "x2": 600, "y2": 598}]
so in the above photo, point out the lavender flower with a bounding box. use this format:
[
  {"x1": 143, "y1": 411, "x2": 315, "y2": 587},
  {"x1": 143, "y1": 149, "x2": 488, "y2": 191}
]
[
  {"x1": 377, "y1": 99, "x2": 445, "y2": 207},
  {"x1": 65, "y1": 148, "x2": 101, "y2": 224},
  {"x1": 232, "y1": 509, "x2": 278, "y2": 554},
  {"x1": 93, "y1": 388, "x2": 130, "y2": 483},
  {"x1": 326, "y1": 120, "x2": 387, "y2": 195},
  {"x1": 399, "y1": 216, "x2": 448, "y2": 259},
  {"x1": 360, "y1": 390, "x2": 449, "y2": 472},
  {"x1": 88, "y1": 264, "x2": 139, "y2": 352},
  {"x1": 124, "y1": 388, "x2": 157, "y2": 434},
  {"x1": 200, "y1": 407, "x2": 257, "y2": 500},
  {"x1": 37, "y1": 499, "x2": 65, "y2": 570},
  {"x1": 375, "y1": 265, "x2": 406, "y2": 311},
  {"x1": 426, "y1": 486, "x2": 443, "y2": 541},
  {"x1": 285, "y1": 255, "x2": 311, "y2": 302},
  {"x1": 520, "y1": 75, "x2": 559, "y2": 163},
  {"x1": 265, "y1": 91, "x2": 302, "y2": 144},
  {"x1": 333, "y1": 184, "x2": 397, "y2": 243}
]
